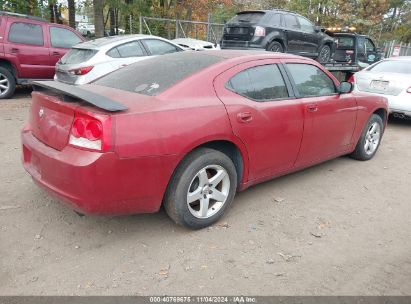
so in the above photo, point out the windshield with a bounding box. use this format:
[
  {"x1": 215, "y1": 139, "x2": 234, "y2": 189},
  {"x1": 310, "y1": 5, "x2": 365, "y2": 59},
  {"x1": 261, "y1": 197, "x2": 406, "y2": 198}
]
[
  {"x1": 368, "y1": 60, "x2": 411, "y2": 74},
  {"x1": 335, "y1": 36, "x2": 355, "y2": 49},
  {"x1": 60, "y1": 49, "x2": 97, "y2": 64},
  {"x1": 94, "y1": 52, "x2": 224, "y2": 96},
  {"x1": 229, "y1": 12, "x2": 265, "y2": 23}
]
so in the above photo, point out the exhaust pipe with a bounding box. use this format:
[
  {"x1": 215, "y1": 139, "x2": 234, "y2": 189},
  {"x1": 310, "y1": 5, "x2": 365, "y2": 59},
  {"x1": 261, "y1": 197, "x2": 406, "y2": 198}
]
[{"x1": 393, "y1": 113, "x2": 405, "y2": 119}]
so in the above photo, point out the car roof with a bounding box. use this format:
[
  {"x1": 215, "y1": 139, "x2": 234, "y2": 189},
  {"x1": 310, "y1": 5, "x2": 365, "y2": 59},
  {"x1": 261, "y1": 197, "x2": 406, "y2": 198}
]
[
  {"x1": 202, "y1": 50, "x2": 303, "y2": 60},
  {"x1": 73, "y1": 34, "x2": 161, "y2": 50}
]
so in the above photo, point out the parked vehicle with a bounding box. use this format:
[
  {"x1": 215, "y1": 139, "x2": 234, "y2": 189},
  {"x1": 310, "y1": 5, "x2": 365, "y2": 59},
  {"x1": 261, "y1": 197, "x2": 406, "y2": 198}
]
[
  {"x1": 323, "y1": 27, "x2": 383, "y2": 80},
  {"x1": 352, "y1": 56, "x2": 411, "y2": 119},
  {"x1": 0, "y1": 11, "x2": 85, "y2": 99},
  {"x1": 77, "y1": 23, "x2": 95, "y2": 37},
  {"x1": 55, "y1": 34, "x2": 185, "y2": 85},
  {"x1": 173, "y1": 38, "x2": 220, "y2": 51},
  {"x1": 221, "y1": 9, "x2": 335, "y2": 63},
  {"x1": 22, "y1": 51, "x2": 388, "y2": 229}
]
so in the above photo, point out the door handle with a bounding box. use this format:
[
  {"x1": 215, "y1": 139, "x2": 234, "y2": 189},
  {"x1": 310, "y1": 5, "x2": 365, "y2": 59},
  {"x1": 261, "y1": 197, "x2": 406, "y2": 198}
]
[
  {"x1": 52, "y1": 51, "x2": 60, "y2": 56},
  {"x1": 11, "y1": 48, "x2": 19, "y2": 53},
  {"x1": 237, "y1": 112, "x2": 253, "y2": 123},
  {"x1": 307, "y1": 104, "x2": 318, "y2": 112}
]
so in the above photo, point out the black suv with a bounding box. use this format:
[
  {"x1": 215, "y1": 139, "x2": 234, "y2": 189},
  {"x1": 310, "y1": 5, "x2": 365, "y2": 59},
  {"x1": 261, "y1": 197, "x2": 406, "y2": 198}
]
[{"x1": 221, "y1": 10, "x2": 335, "y2": 63}]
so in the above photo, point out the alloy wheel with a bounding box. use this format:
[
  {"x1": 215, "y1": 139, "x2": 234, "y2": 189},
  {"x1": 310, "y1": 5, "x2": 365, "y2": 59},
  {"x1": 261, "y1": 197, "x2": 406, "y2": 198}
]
[
  {"x1": 364, "y1": 122, "x2": 381, "y2": 155},
  {"x1": 186, "y1": 165, "x2": 230, "y2": 219},
  {"x1": 0, "y1": 73, "x2": 10, "y2": 97}
]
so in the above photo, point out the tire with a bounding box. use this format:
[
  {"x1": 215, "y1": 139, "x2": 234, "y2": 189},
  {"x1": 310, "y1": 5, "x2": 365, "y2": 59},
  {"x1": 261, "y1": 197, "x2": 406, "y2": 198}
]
[
  {"x1": 350, "y1": 114, "x2": 384, "y2": 161},
  {"x1": 164, "y1": 148, "x2": 238, "y2": 229},
  {"x1": 0, "y1": 67, "x2": 16, "y2": 99},
  {"x1": 317, "y1": 44, "x2": 331, "y2": 63},
  {"x1": 267, "y1": 41, "x2": 284, "y2": 53}
]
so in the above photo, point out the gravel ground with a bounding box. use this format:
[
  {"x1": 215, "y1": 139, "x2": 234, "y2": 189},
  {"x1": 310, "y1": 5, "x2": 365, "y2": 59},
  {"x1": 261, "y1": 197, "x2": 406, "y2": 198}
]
[{"x1": 1, "y1": 89, "x2": 411, "y2": 295}]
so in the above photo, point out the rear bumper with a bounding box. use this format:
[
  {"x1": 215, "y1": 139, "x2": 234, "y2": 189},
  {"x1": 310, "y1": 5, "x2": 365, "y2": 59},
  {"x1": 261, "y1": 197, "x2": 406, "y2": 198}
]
[
  {"x1": 22, "y1": 130, "x2": 178, "y2": 215},
  {"x1": 221, "y1": 40, "x2": 264, "y2": 50}
]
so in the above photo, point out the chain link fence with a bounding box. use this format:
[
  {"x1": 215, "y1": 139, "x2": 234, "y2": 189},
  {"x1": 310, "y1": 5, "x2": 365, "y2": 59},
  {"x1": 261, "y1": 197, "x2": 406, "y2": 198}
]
[
  {"x1": 127, "y1": 15, "x2": 225, "y2": 44},
  {"x1": 382, "y1": 41, "x2": 411, "y2": 57}
]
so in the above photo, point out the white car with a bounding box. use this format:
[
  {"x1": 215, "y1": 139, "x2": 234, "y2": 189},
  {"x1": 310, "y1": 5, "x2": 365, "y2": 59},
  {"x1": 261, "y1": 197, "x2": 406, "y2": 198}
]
[
  {"x1": 54, "y1": 35, "x2": 185, "y2": 85},
  {"x1": 353, "y1": 56, "x2": 411, "y2": 118},
  {"x1": 172, "y1": 38, "x2": 220, "y2": 51},
  {"x1": 78, "y1": 23, "x2": 95, "y2": 37}
]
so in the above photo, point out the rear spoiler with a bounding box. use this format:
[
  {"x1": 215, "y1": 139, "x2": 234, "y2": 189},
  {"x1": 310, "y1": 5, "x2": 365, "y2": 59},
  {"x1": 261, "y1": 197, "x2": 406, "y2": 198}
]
[{"x1": 32, "y1": 81, "x2": 128, "y2": 112}]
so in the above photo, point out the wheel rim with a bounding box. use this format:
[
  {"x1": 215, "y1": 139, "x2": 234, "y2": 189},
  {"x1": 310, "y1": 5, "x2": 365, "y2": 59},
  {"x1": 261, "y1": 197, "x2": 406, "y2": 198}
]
[
  {"x1": 0, "y1": 73, "x2": 10, "y2": 96},
  {"x1": 319, "y1": 46, "x2": 330, "y2": 63},
  {"x1": 270, "y1": 43, "x2": 282, "y2": 53},
  {"x1": 186, "y1": 165, "x2": 230, "y2": 219},
  {"x1": 364, "y1": 122, "x2": 381, "y2": 155}
]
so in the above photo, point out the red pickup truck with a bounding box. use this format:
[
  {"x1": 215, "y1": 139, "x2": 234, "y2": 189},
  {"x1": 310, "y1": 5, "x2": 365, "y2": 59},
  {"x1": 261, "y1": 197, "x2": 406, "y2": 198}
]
[{"x1": 0, "y1": 11, "x2": 85, "y2": 99}]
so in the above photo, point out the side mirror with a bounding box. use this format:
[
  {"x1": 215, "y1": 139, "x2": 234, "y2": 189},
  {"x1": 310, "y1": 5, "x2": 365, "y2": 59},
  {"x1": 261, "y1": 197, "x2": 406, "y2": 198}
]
[
  {"x1": 314, "y1": 26, "x2": 321, "y2": 33},
  {"x1": 338, "y1": 82, "x2": 353, "y2": 94}
]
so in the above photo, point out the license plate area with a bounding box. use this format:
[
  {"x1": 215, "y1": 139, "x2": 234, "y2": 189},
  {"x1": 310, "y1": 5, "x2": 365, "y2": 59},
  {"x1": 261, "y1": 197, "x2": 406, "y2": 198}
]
[{"x1": 370, "y1": 80, "x2": 389, "y2": 91}]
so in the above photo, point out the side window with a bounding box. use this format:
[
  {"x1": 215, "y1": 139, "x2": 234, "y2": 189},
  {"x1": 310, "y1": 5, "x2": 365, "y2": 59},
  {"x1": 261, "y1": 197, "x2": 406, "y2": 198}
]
[
  {"x1": 107, "y1": 47, "x2": 121, "y2": 58},
  {"x1": 284, "y1": 14, "x2": 300, "y2": 30},
  {"x1": 226, "y1": 64, "x2": 289, "y2": 101},
  {"x1": 8, "y1": 22, "x2": 43, "y2": 46},
  {"x1": 268, "y1": 13, "x2": 282, "y2": 26},
  {"x1": 50, "y1": 27, "x2": 82, "y2": 48},
  {"x1": 297, "y1": 17, "x2": 314, "y2": 32},
  {"x1": 142, "y1": 39, "x2": 180, "y2": 55},
  {"x1": 286, "y1": 63, "x2": 336, "y2": 97},
  {"x1": 365, "y1": 39, "x2": 375, "y2": 52},
  {"x1": 116, "y1": 41, "x2": 145, "y2": 58}
]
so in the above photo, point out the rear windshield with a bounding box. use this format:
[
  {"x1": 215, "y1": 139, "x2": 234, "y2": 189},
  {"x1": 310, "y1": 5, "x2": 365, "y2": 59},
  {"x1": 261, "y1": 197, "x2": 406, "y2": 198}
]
[
  {"x1": 368, "y1": 60, "x2": 411, "y2": 74},
  {"x1": 335, "y1": 36, "x2": 355, "y2": 49},
  {"x1": 94, "y1": 52, "x2": 224, "y2": 96},
  {"x1": 229, "y1": 12, "x2": 265, "y2": 24},
  {"x1": 60, "y1": 48, "x2": 97, "y2": 64}
]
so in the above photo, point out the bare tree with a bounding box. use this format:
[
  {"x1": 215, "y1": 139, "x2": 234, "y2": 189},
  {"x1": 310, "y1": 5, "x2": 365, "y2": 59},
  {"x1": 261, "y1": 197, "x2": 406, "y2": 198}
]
[{"x1": 93, "y1": 0, "x2": 105, "y2": 38}]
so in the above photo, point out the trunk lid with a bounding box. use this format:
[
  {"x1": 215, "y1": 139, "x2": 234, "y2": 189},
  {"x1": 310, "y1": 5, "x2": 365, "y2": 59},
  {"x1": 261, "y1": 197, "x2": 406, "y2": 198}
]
[
  {"x1": 223, "y1": 11, "x2": 266, "y2": 42},
  {"x1": 356, "y1": 71, "x2": 408, "y2": 96},
  {"x1": 30, "y1": 92, "x2": 76, "y2": 151}
]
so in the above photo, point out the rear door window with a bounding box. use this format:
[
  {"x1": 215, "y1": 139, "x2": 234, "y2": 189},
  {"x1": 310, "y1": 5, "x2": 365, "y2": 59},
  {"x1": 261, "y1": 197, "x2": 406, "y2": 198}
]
[
  {"x1": 286, "y1": 63, "x2": 336, "y2": 97},
  {"x1": 116, "y1": 41, "x2": 145, "y2": 57},
  {"x1": 8, "y1": 22, "x2": 43, "y2": 46},
  {"x1": 226, "y1": 64, "x2": 289, "y2": 101},
  {"x1": 297, "y1": 17, "x2": 315, "y2": 32},
  {"x1": 50, "y1": 27, "x2": 82, "y2": 48},
  {"x1": 284, "y1": 14, "x2": 300, "y2": 30},
  {"x1": 141, "y1": 39, "x2": 180, "y2": 55}
]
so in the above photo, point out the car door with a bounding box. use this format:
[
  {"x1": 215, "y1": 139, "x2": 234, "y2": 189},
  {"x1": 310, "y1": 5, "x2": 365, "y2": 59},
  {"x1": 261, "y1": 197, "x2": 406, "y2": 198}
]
[
  {"x1": 214, "y1": 60, "x2": 304, "y2": 180},
  {"x1": 297, "y1": 16, "x2": 319, "y2": 54},
  {"x1": 4, "y1": 20, "x2": 50, "y2": 79},
  {"x1": 283, "y1": 61, "x2": 358, "y2": 166},
  {"x1": 364, "y1": 38, "x2": 380, "y2": 64},
  {"x1": 283, "y1": 14, "x2": 304, "y2": 53},
  {"x1": 48, "y1": 25, "x2": 83, "y2": 77}
]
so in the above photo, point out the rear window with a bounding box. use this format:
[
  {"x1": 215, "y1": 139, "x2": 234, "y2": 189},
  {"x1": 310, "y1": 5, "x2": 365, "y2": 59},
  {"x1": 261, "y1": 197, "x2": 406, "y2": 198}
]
[
  {"x1": 60, "y1": 49, "x2": 97, "y2": 64},
  {"x1": 8, "y1": 22, "x2": 43, "y2": 46},
  {"x1": 335, "y1": 36, "x2": 355, "y2": 49},
  {"x1": 368, "y1": 60, "x2": 411, "y2": 74},
  {"x1": 229, "y1": 12, "x2": 265, "y2": 23},
  {"x1": 94, "y1": 52, "x2": 224, "y2": 96}
]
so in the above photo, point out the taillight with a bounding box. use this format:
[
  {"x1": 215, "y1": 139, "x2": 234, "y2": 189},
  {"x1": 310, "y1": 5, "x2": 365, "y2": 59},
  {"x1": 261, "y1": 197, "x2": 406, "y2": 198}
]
[
  {"x1": 69, "y1": 66, "x2": 94, "y2": 76},
  {"x1": 406, "y1": 86, "x2": 411, "y2": 93},
  {"x1": 69, "y1": 112, "x2": 111, "y2": 152},
  {"x1": 347, "y1": 73, "x2": 355, "y2": 83},
  {"x1": 254, "y1": 26, "x2": 266, "y2": 37}
]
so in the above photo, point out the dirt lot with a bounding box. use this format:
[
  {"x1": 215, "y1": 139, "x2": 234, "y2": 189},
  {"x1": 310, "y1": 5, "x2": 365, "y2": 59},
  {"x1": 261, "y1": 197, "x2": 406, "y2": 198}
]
[{"x1": 1, "y1": 88, "x2": 411, "y2": 296}]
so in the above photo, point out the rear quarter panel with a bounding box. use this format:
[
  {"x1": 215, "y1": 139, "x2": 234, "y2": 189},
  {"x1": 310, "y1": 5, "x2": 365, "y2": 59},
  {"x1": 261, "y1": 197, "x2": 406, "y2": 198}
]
[{"x1": 351, "y1": 92, "x2": 388, "y2": 145}]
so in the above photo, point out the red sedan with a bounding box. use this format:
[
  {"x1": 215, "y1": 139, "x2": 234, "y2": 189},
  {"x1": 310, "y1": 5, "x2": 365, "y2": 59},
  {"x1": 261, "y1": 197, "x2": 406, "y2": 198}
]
[{"x1": 22, "y1": 51, "x2": 388, "y2": 229}]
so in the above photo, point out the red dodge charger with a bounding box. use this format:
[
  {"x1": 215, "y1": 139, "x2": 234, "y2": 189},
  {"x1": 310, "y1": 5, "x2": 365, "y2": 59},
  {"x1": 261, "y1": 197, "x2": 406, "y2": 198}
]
[{"x1": 22, "y1": 51, "x2": 388, "y2": 229}]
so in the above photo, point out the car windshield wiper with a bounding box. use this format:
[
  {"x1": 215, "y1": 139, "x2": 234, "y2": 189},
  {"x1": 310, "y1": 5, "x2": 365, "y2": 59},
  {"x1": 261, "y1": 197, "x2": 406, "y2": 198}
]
[{"x1": 237, "y1": 19, "x2": 251, "y2": 22}]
